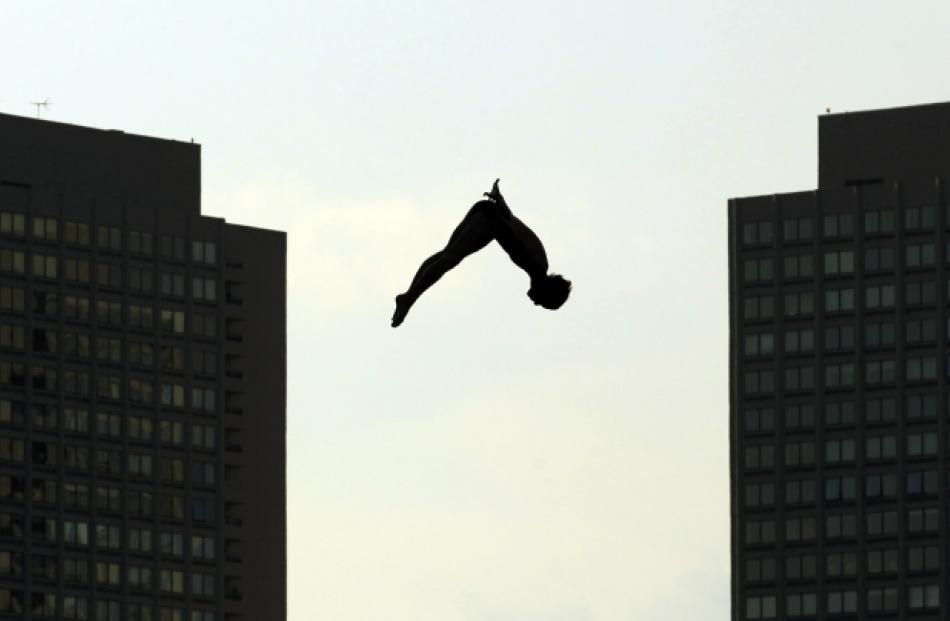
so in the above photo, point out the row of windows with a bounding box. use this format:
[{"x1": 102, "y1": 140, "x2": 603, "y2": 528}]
[
  {"x1": 5, "y1": 326, "x2": 216, "y2": 374},
  {"x1": 748, "y1": 545, "x2": 941, "y2": 585},
  {"x1": 745, "y1": 584, "x2": 938, "y2": 619},
  {"x1": 0, "y1": 211, "x2": 218, "y2": 264},
  {"x1": 0, "y1": 589, "x2": 219, "y2": 620},
  {"x1": 743, "y1": 242, "x2": 950, "y2": 283},
  {"x1": 745, "y1": 471, "x2": 941, "y2": 510},
  {"x1": 0, "y1": 401, "x2": 218, "y2": 448},
  {"x1": 746, "y1": 510, "x2": 941, "y2": 549},
  {"x1": 0, "y1": 362, "x2": 217, "y2": 409},
  {"x1": 744, "y1": 396, "x2": 942, "y2": 434},
  {"x1": 744, "y1": 281, "x2": 948, "y2": 322},
  {"x1": 744, "y1": 357, "x2": 944, "y2": 395},
  {"x1": 0, "y1": 250, "x2": 218, "y2": 301},
  {"x1": 744, "y1": 318, "x2": 949, "y2": 358},
  {"x1": 745, "y1": 432, "x2": 940, "y2": 471},
  {"x1": 741, "y1": 205, "x2": 945, "y2": 247},
  {"x1": 0, "y1": 440, "x2": 217, "y2": 484},
  {"x1": 745, "y1": 470, "x2": 942, "y2": 509},
  {"x1": 0, "y1": 477, "x2": 216, "y2": 523}
]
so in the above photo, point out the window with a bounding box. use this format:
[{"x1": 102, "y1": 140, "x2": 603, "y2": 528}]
[
  {"x1": 744, "y1": 295, "x2": 775, "y2": 320},
  {"x1": 192, "y1": 387, "x2": 216, "y2": 411},
  {"x1": 867, "y1": 511, "x2": 898, "y2": 536},
  {"x1": 96, "y1": 337, "x2": 122, "y2": 364},
  {"x1": 743, "y1": 222, "x2": 773, "y2": 245},
  {"x1": 824, "y1": 476, "x2": 856, "y2": 501},
  {"x1": 906, "y1": 394, "x2": 937, "y2": 419},
  {"x1": 128, "y1": 378, "x2": 153, "y2": 404},
  {"x1": 128, "y1": 267, "x2": 153, "y2": 293},
  {"x1": 63, "y1": 295, "x2": 89, "y2": 320},
  {"x1": 908, "y1": 507, "x2": 938, "y2": 534},
  {"x1": 784, "y1": 254, "x2": 813, "y2": 279},
  {"x1": 744, "y1": 408, "x2": 775, "y2": 434},
  {"x1": 96, "y1": 486, "x2": 120, "y2": 513},
  {"x1": 824, "y1": 438, "x2": 855, "y2": 463},
  {"x1": 64, "y1": 222, "x2": 90, "y2": 245},
  {"x1": 97, "y1": 225, "x2": 122, "y2": 251},
  {"x1": 864, "y1": 397, "x2": 897, "y2": 423},
  {"x1": 906, "y1": 318, "x2": 936, "y2": 344},
  {"x1": 864, "y1": 321, "x2": 895, "y2": 348},
  {"x1": 783, "y1": 217, "x2": 813, "y2": 242},
  {"x1": 785, "y1": 441, "x2": 815, "y2": 467},
  {"x1": 906, "y1": 469, "x2": 938, "y2": 496},
  {"x1": 785, "y1": 554, "x2": 816, "y2": 580},
  {"x1": 824, "y1": 250, "x2": 854, "y2": 275},
  {"x1": 745, "y1": 557, "x2": 775, "y2": 582},
  {"x1": 826, "y1": 591, "x2": 857, "y2": 615},
  {"x1": 32, "y1": 217, "x2": 57, "y2": 241},
  {"x1": 866, "y1": 435, "x2": 896, "y2": 461},
  {"x1": 161, "y1": 457, "x2": 185, "y2": 483},
  {"x1": 864, "y1": 246, "x2": 895, "y2": 272},
  {"x1": 784, "y1": 404, "x2": 815, "y2": 430},
  {"x1": 867, "y1": 587, "x2": 898, "y2": 612},
  {"x1": 129, "y1": 231, "x2": 152, "y2": 255},
  {"x1": 97, "y1": 263, "x2": 122, "y2": 289},
  {"x1": 129, "y1": 342, "x2": 154, "y2": 367},
  {"x1": 31, "y1": 254, "x2": 55, "y2": 278},
  {"x1": 824, "y1": 363, "x2": 855, "y2": 388},
  {"x1": 783, "y1": 291, "x2": 814, "y2": 317},
  {"x1": 904, "y1": 205, "x2": 936, "y2": 231},
  {"x1": 906, "y1": 242, "x2": 936, "y2": 268},
  {"x1": 824, "y1": 287, "x2": 854, "y2": 312},
  {"x1": 0, "y1": 286, "x2": 24, "y2": 312},
  {"x1": 823, "y1": 325, "x2": 853, "y2": 351},
  {"x1": 908, "y1": 585, "x2": 940, "y2": 610},
  {"x1": 865, "y1": 210, "x2": 895, "y2": 234},
  {"x1": 161, "y1": 272, "x2": 185, "y2": 297},
  {"x1": 784, "y1": 367, "x2": 814, "y2": 391},
  {"x1": 161, "y1": 235, "x2": 186, "y2": 261},
  {"x1": 907, "y1": 432, "x2": 938, "y2": 457},
  {"x1": 906, "y1": 356, "x2": 937, "y2": 382},
  {"x1": 129, "y1": 304, "x2": 154, "y2": 329},
  {"x1": 193, "y1": 240, "x2": 217, "y2": 264},
  {"x1": 192, "y1": 277, "x2": 216, "y2": 302},
  {"x1": 160, "y1": 421, "x2": 184, "y2": 445},
  {"x1": 865, "y1": 284, "x2": 896, "y2": 309},
  {"x1": 825, "y1": 515, "x2": 857, "y2": 540},
  {"x1": 191, "y1": 536, "x2": 215, "y2": 561},
  {"x1": 865, "y1": 359, "x2": 897, "y2": 385},
  {"x1": 906, "y1": 280, "x2": 936, "y2": 306},
  {"x1": 96, "y1": 300, "x2": 121, "y2": 325},
  {"x1": 161, "y1": 345, "x2": 185, "y2": 371},
  {"x1": 744, "y1": 369, "x2": 775, "y2": 395},
  {"x1": 192, "y1": 424, "x2": 217, "y2": 450},
  {"x1": 784, "y1": 479, "x2": 815, "y2": 505},
  {"x1": 0, "y1": 325, "x2": 24, "y2": 350},
  {"x1": 191, "y1": 462, "x2": 216, "y2": 486},
  {"x1": 785, "y1": 516, "x2": 816, "y2": 542},
  {"x1": 64, "y1": 258, "x2": 89, "y2": 283},
  {"x1": 744, "y1": 258, "x2": 773, "y2": 283},
  {"x1": 824, "y1": 401, "x2": 855, "y2": 427},
  {"x1": 865, "y1": 473, "x2": 897, "y2": 498},
  {"x1": 907, "y1": 546, "x2": 939, "y2": 571},
  {"x1": 129, "y1": 416, "x2": 153, "y2": 442},
  {"x1": 0, "y1": 250, "x2": 23, "y2": 274},
  {"x1": 161, "y1": 309, "x2": 185, "y2": 334},
  {"x1": 162, "y1": 383, "x2": 185, "y2": 408},
  {"x1": 128, "y1": 453, "x2": 153, "y2": 478},
  {"x1": 823, "y1": 213, "x2": 853, "y2": 238},
  {"x1": 194, "y1": 312, "x2": 217, "y2": 338},
  {"x1": 784, "y1": 327, "x2": 814, "y2": 354},
  {"x1": 0, "y1": 212, "x2": 25, "y2": 236}
]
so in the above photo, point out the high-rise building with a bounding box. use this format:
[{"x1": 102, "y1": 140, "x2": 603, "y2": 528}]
[
  {"x1": 0, "y1": 113, "x2": 286, "y2": 621},
  {"x1": 729, "y1": 102, "x2": 950, "y2": 620}
]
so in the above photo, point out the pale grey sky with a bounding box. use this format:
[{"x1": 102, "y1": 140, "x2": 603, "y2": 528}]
[{"x1": 4, "y1": 2, "x2": 950, "y2": 619}]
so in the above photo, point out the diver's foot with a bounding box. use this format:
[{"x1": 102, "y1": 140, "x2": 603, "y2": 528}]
[{"x1": 392, "y1": 294, "x2": 411, "y2": 327}]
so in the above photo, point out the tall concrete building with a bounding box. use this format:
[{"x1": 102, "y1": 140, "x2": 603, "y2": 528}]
[
  {"x1": 729, "y1": 102, "x2": 950, "y2": 621},
  {"x1": 0, "y1": 114, "x2": 286, "y2": 620}
]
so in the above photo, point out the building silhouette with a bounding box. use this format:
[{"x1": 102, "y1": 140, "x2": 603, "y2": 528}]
[
  {"x1": 0, "y1": 114, "x2": 286, "y2": 620},
  {"x1": 728, "y1": 102, "x2": 950, "y2": 620}
]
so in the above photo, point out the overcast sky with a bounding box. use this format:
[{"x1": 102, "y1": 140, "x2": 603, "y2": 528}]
[{"x1": 4, "y1": 2, "x2": 950, "y2": 619}]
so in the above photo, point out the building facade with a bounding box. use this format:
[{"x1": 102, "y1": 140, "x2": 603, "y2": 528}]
[
  {"x1": 729, "y1": 103, "x2": 950, "y2": 620},
  {"x1": 0, "y1": 114, "x2": 286, "y2": 620}
]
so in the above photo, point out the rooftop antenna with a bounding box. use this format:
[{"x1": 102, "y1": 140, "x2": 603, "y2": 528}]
[{"x1": 30, "y1": 98, "x2": 52, "y2": 119}]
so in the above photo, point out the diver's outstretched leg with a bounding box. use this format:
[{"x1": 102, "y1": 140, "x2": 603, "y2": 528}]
[{"x1": 392, "y1": 212, "x2": 494, "y2": 327}]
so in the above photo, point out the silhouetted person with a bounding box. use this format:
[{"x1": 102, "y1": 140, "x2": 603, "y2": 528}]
[{"x1": 392, "y1": 179, "x2": 571, "y2": 327}]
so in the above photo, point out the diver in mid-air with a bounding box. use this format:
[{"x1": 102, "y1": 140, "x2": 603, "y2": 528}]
[{"x1": 392, "y1": 179, "x2": 571, "y2": 327}]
